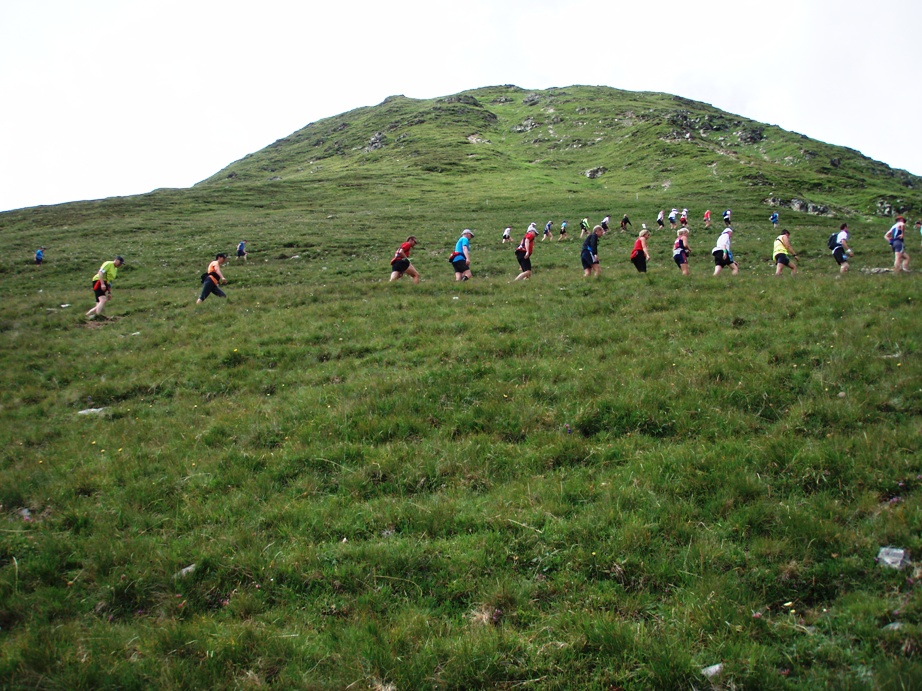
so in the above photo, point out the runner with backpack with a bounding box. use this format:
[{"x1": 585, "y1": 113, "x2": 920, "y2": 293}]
[
  {"x1": 197, "y1": 253, "x2": 228, "y2": 304},
  {"x1": 829, "y1": 224, "x2": 853, "y2": 274},
  {"x1": 885, "y1": 216, "x2": 910, "y2": 273}
]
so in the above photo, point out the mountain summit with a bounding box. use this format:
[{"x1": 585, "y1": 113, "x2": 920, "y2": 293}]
[{"x1": 201, "y1": 85, "x2": 920, "y2": 218}]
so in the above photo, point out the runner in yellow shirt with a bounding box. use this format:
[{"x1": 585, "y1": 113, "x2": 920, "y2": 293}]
[
  {"x1": 773, "y1": 229, "x2": 797, "y2": 276},
  {"x1": 85, "y1": 256, "x2": 124, "y2": 319}
]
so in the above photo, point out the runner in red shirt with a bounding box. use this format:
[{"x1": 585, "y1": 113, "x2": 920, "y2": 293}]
[
  {"x1": 389, "y1": 236, "x2": 420, "y2": 284},
  {"x1": 514, "y1": 224, "x2": 538, "y2": 281}
]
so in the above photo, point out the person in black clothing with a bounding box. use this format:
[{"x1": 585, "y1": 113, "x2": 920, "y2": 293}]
[{"x1": 581, "y1": 225, "x2": 604, "y2": 277}]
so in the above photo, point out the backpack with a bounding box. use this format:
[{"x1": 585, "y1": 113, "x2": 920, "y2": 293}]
[{"x1": 827, "y1": 233, "x2": 839, "y2": 251}]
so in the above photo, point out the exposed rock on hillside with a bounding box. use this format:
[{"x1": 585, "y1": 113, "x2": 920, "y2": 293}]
[
  {"x1": 765, "y1": 197, "x2": 831, "y2": 215},
  {"x1": 365, "y1": 132, "x2": 386, "y2": 152},
  {"x1": 513, "y1": 118, "x2": 540, "y2": 133}
]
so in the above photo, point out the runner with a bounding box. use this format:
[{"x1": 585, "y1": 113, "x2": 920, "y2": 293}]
[
  {"x1": 885, "y1": 216, "x2": 910, "y2": 273},
  {"x1": 450, "y1": 229, "x2": 474, "y2": 281},
  {"x1": 656, "y1": 210, "x2": 665, "y2": 229},
  {"x1": 85, "y1": 255, "x2": 124, "y2": 319},
  {"x1": 580, "y1": 218, "x2": 591, "y2": 237},
  {"x1": 668, "y1": 208, "x2": 678, "y2": 229},
  {"x1": 769, "y1": 212, "x2": 779, "y2": 229},
  {"x1": 680, "y1": 208, "x2": 688, "y2": 227},
  {"x1": 35, "y1": 246, "x2": 45, "y2": 266},
  {"x1": 773, "y1": 229, "x2": 797, "y2": 276},
  {"x1": 630, "y1": 228, "x2": 652, "y2": 273},
  {"x1": 542, "y1": 221, "x2": 554, "y2": 241},
  {"x1": 514, "y1": 224, "x2": 538, "y2": 280},
  {"x1": 236, "y1": 239, "x2": 248, "y2": 261},
  {"x1": 703, "y1": 209, "x2": 711, "y2": 229},
  {"x1": 390, "y1": 236, "x2": 420, "y2": 284},
  {"x1": 601, "y1": 215, "x2": 611, "y2": 233},
  {"x1": 197, "y1": 253, "x2": 229, "y2": 303},
  {"x1": 620, "y1": 214, "x2": 633, "y2": 232},
  {"x1": 723, "y1": 209, "x2": 732, "y2": 226},
  {"x1": 581, "y1": 225, "x2": 604, "y2": 277},
  {"x1": 673, "y1": 228, "x2": 691, "y2": 276},
  {"x1": 831, "y1": 223, "x2": 853, "y2": 274},
  {"x1": 502, "y1": 226, "x2": 512, "y2": 243},
  {"x1": 559, "y1": 220, "x2": 570, "y2": 241},
  {"x1": 712, "y1": 227, "x2": 738, "y2": 276}
]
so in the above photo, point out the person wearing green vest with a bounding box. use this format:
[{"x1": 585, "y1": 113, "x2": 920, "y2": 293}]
[
  {"x1": 773, "y1": 229, "x2": 797, "y2": 276},
  {"x1": 86, "y1": 256, "x2": 124, "y2": 319}
]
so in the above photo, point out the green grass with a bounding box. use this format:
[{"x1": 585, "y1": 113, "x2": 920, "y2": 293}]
[{"x1": 0, "y1": 85, "x2": 921, "y2": 689}]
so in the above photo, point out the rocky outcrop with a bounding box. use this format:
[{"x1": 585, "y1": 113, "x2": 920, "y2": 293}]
[
  {"x1": 438, "y1": 95, "x2": 480, "y2": 106},
  {"x1": 764, "y1": 197, "x2": 831, "y2": 215},
  {"x1": 585, "y1": 167, "x2": 607, "y2": 179},
  {"x1": 513, "y1": 118, "x2": 540, "y2": 133},
  {"x1": 365, "y1": 132, "x2": 387, "y2": 152}
]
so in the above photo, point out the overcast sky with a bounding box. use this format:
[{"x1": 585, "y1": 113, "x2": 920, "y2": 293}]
[{"x1": 1, "y1": 0, "x2": 919, "y2": 212}]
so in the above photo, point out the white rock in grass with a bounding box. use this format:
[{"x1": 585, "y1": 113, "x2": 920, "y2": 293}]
[
  {"x1": 77, "y1": 408, "x2": 107, "y2": 415},
  {"x1": 877, "y1": 547, "x2": 910, "y2": 570},
  {"x1": 701, "y1": 663, "x2": 723, "y2": 678},
  {"x1": 174, "y1": 564, "x2": 197, "y2": 580}
]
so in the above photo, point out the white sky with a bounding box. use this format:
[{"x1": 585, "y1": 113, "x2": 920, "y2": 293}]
[{"x1": 1, "y1": 0, "x2": 919, "y2": 212}]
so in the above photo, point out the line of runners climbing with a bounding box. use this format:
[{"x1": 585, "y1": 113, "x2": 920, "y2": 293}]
[
  {"x1": 387, "y1": 215, "x2": 913, "y2": 283},
  {"x1": 77, "y1": 216, "x2": 913, "y2": 318}
]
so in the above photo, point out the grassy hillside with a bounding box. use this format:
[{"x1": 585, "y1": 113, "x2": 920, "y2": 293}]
[
  {"x1": 202, "y1": 85, "x2": 921, "y2": 219},
  {"x1": 0, "y1": 85, "x2": 921, "y2": 689}
]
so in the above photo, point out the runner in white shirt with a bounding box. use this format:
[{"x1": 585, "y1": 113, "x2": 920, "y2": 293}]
[
  {"x1": 711, "y1": 227, "x2": 739, "y2": 276},
  {"x1": 832, "y1": 223, "x2": 853, "y2": 274}
]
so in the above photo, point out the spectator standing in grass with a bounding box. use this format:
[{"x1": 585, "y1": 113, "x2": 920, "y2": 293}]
[
  {"x1": 86, "y1": 255, "x2": 124, "y2": 319},
  {"x1": 581, "y1": 225, "x2": 604, "y2": 277},
  {"x1": 657, "y1": 209, "x2": 665, "y2": 229},
  {"x1": 197, "y1": 253, "x2": 229, "y2": 304},
  {"x1": 673, "y1": 228, "x2": 691, "y2": 276},
  {"x1": 236, "y1": 239, "x2": 248, "y2": 261},
  {"x1": 390, "y1": 236, "x2": 420, "y2": 284},
  {"x1": 630, "y1": 228, "x2": 652, "y2": 273},
  {"x1": 832, "y1": 223, "x2": 853, "y2": 274},
  {"x1": 502, "y1": 225, "x2": 512, "y2": 243},
  {"x1": 559, "y1": 220, "x2": 570, "y2": 241},
  {"x1": 712, "y1": 227, "x2": 738, "y2": 276},
  {"x1": 450, "y1": 229, "x2": 474, "y2": 281},
  {"x1": 35, "y1": 246, "x2": 45, "y2": 266},
  {"x1": 703, "y1": 209, "x2": 711, "y2": 229},
  {"x1": 773, "y1": 229, "x2": 798, "y2": 276},
  {"x1": 620, "y1": 214, "x2": 633, "y2": 232},
  {"x1": 885, "y1": 216, "x2": 910, "y2": 273},
  {"x1": 514, "y1": 224, "x2": 538, "y2": 281}
]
